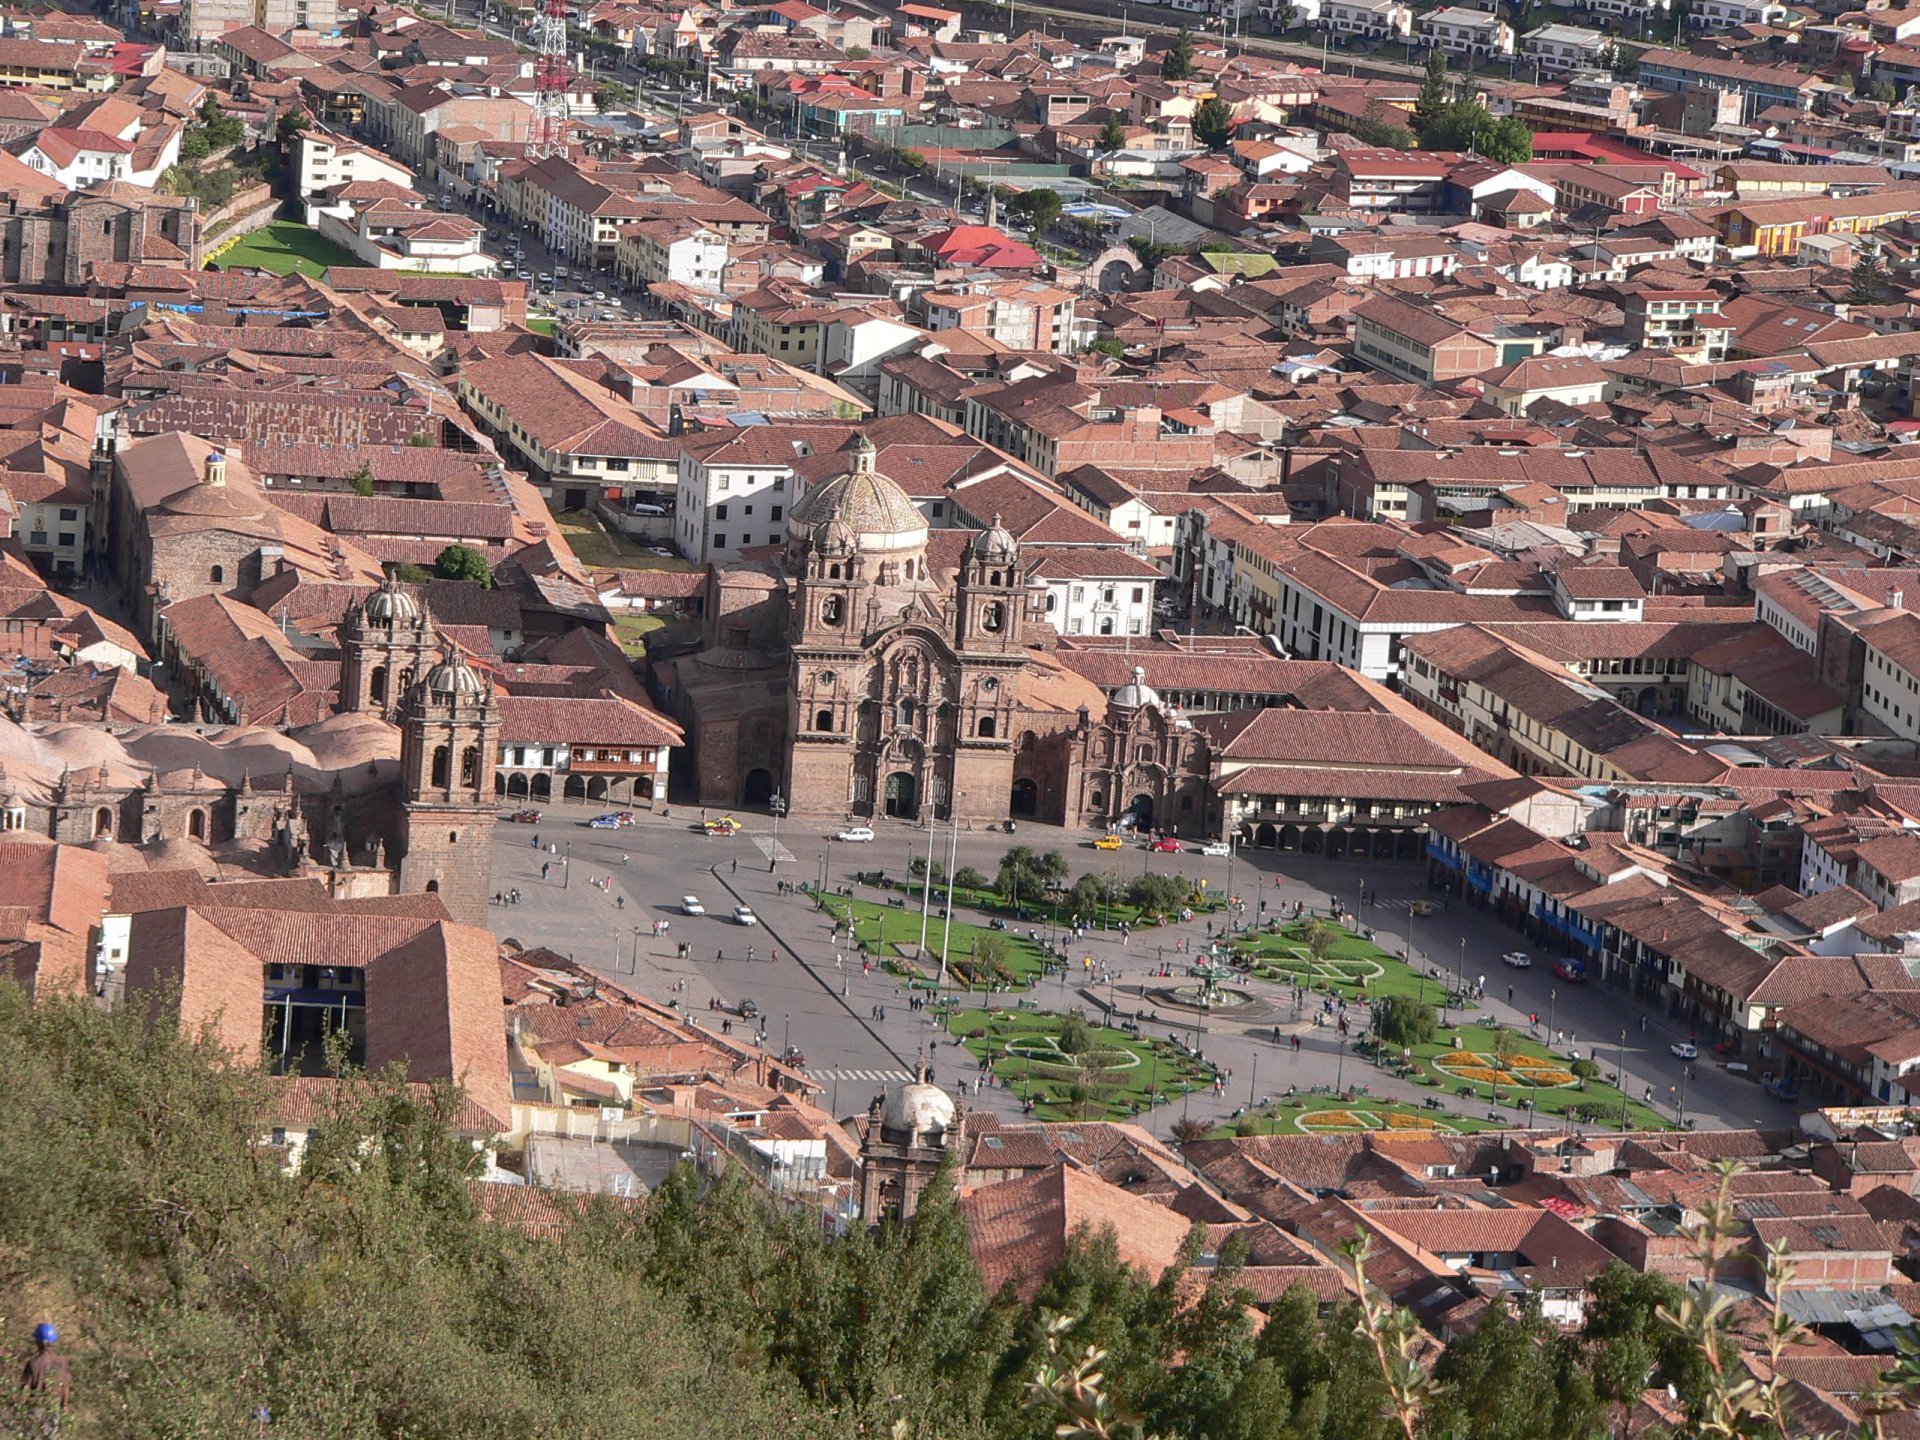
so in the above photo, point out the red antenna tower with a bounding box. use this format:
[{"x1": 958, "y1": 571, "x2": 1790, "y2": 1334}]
[{"x1": 530, "y1": 0, "x2": 571, "y2": 158}]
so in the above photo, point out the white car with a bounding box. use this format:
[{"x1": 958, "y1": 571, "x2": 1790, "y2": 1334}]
[
  {"x1": 836, "y1": 826, "x2": 876, "y2": 843},
  {"x1": 1198, "y1": 840, "x2": 1231, "y2": 857},
  {"x1": 733, "y1": 906, "x2": 758, "y2": 926},
  {"x1": 1670, "y1": 1042, "x2": 1699, "y2": 1060},
  {"x1": 1501, "y1": 951, "x2": 1532, "y2": 969},
  {"x1": 681, "y1": 895, "x2": 704, "y2": 916}
]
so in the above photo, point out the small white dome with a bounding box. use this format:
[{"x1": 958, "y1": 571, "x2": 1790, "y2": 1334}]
[
  {"x1": 881, "y1": 1081, "x2": 956, "y2": 1137},
  {"x1": 1111, "y1": 665, "x2": 1162, "y2": 711},
  {"x1": 423, "y1": 646, "x2": 485, "y2": 697},
  {"x1": 364, "y1": 575, "x2": 421, "y2": 625},
  {"x1": 973, "y1": 513, "x2": 1018, "y2": 565}
]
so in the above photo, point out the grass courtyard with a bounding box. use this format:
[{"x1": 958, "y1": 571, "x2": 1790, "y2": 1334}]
[
  {"x1": 207, "y1": 221, "x2": 358, "y2": 278},
  {"x1": 943, "y1": 1007, "x2": 1210, "y2": 1122},
  {"x1": 834, "y1": 894, "x2": 1052, "y2": 989},
  {"x1": 612, "y1": 613, "x2": 667, "y2": 656},
  {"x1": 553, "y1": 511, "x2": 694, "y2": 573}
]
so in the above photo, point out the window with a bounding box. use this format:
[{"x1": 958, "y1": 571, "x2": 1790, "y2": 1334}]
[
  {"x1": 57, "y1": 508, "x2": 76, "y2": 521},
  {"x1": 1071, "y1": 585, "x2": 1084, "y2": 602},
  {"x1": 210, "y1": 565, "x2": 224, "y2": 584},
  {"x1": 896, "y1": 698, "x2": 915, "y2": 727},
  {"x1": 815, "y1": 708, "x2": 833, "y2": 731},
  {"x1": 715, "y1": 503, "x2": 729, "y2": 520},
  {"x1": 714, "y1": 534, "x2": 726, "y2": 549},
  {"x1": 771, "y1": 505, "x2": 783, "y2": 521},
  {"x1": 977, "y1": 717, "x2": 996, "y2": 738},
  {"x1": 984, "y1": 601, "x2": 1004, "y2": 632},
  {"x1": 745, "y1": 504, "x2": 754, "y2": 516}
]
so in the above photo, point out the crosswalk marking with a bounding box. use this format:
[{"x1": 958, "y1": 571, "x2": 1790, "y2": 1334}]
[{"x1": 815, "y1": 1067, "x2": 913, "y2": 1083}]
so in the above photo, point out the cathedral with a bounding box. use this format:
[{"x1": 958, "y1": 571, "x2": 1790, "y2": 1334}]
[
  {"x1": 0, "y1": 576, "x2": 498, "y2": 924},
  {"x1": 664, "y1": 436, "x2": 1223, "y2": 832}
]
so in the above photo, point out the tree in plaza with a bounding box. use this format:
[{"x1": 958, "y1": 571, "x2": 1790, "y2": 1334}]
[
  {"x1": 996, "y1": 845, "x2": 1068, "y2": 906},
  {"x1": 1371, "y1": 994, "x2": 1435, "y2": 1051},
  {"x1": 1126, "y1": 872, "x2": 1189, "y2": 917},
  {"x1": 1162, "y1": 29, "x2": 1196, "y2": 80},
  {"x1": 1413, "y1": 46, "x2": 1452, "y2": 137},
  {"x1": 971, "y1": 932, "x2": 1013, "y2": 984},
  {"x1": 951, "y1": 865, "x2": 989, "y2": 891},
  {"x1": 434, "y1": 543, "x2": 494, "y2": 588},
  {"x1": 1303, "y1": 918, "x2": 1340, "y2": 967},
  {"x1": 1192, "y1": 96, "x2": 1234, "y2": 151}
]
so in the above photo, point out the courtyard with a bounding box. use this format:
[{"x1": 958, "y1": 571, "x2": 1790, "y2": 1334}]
[
  {"x1": 207, "y1": 221, "x2": 357, "y2": 278},
  {"x1": 942, "y1": 1006, "x2": 1210, "y2": 1122}
]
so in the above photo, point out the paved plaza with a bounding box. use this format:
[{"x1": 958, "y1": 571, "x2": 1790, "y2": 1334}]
[{"x1": 486, "y1": 798, "x2": 1783, "y2": 1139}]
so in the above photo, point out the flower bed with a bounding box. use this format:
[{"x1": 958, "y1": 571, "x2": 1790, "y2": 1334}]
[
  {"x1": 1433, "y1": 1050, "x2": 1578, "y2": 1090},
  {"x1": 1383, "y1": 1112, "x2": 1437, "y2": 1132},
  {"x1": 1297, "y1": 1109, "x2": 1379, "y2": 1132}
]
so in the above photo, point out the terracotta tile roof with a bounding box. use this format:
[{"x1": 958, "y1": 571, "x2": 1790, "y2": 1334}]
[{"x1": 958, "y1": 1165, "x2": 1195, "y2": 1304}]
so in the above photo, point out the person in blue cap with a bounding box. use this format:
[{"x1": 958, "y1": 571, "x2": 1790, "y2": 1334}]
[{"x1": 20, "y1": 1322, "x2": 69, "y2": 1423}]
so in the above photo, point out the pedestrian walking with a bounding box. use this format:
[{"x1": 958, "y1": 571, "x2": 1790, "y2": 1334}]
[
  {"x1": 19, "y1": 1322, "x2": 69, "y2": 1426},
  {"x1": 541, "y1": 862, "x2": 550, "y2": 880}
]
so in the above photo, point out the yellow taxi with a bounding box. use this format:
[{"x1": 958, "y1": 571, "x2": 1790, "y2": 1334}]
[
  {"x1": 703, "y1": 816, "x2": 742, "y2": 835},
  {"x1": 1092, "y1": 834, "x2": 1124, "y2": 850}
]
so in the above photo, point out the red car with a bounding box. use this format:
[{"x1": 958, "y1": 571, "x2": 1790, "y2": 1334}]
[{"x1": 1148, "y1": 837, "x2": 1184, "y2": 853}]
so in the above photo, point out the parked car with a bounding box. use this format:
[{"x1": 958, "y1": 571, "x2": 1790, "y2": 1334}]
[
  {"x1": 1553, "y1": 958, "x2": 1588, "y2": 982},
  {"x1": 588, "y1": 814, "x2": 622, "y2": 828},
  {"x1": 1198, "y1": 840, "x2": 1231, "y2": 857},
  {"x1": 681, "y1": 895, "x2": 704, "y2": 915},
  {"x1": 1670, "y1": 1042, "x2": 1699, "y2": 1060},
  {"x1": 733, "y1": 906, "x2": 758, "y2": 926},
  {"x1": 1501, "y1": 951, "x2": 1532, "y2": 969},
  {"x1": 1148, "y1": 837, "x2": 1183, "y2": 853},
  {"x1": 1092, "y1": 834, "x2": 1124, "y2": 850},
  {"x1": 1409, "y1": 900, "x2": 1437, "y2": 916},
  {"x1": 739, "y1": 999, "x2": 758, "y2": 1019},
  {"x1": 781, "y1": 1045, "x2": 806, "y2": 1068},
  {"x1": 836, "y1": 826, "x2": 876, "y2": 842},
  {"x1": 507, "y1": 808, "x2": 542, "y2": 823},
  {"x1": 703, "y1": 816, "x2": 741, "y2": 835}
]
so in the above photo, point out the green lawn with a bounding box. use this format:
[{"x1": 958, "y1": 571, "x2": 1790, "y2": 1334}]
[
  {"x1": 527, "y1": 316, "x2": 558, "y2": 337},
  {"x1": 1212, "y1": 1093, "x2": 1512, "y2": 1138},
  {"x1": 208, "y1": 221, "x2": 358, "y2": 278},
  {"x1": 833, "y1": 894, "x2": 1053, "y2": 989},
  {"x1": 943, "y1": 1006, "x2": 1210, "y2": 1123},
  {"x1": 612, "y1": 612, "x2": 667, "y2": 656},
  {"x1": 554, "y1": 510, "x2": 695, "y2": 573}
]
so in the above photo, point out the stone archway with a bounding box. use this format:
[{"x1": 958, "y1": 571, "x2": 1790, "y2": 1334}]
[
  {"x1": 1089, "y1": 242, "x2": 1144, "y2": 293},
  {"x1": 883, "y1": 770, "x2": 918, "y2": 820},
  {"x1": 506, "y1": 773, "x2": 529, "y2": 798},
  {"x1": 743, "y1": 768, "x2": 776, "y2": 806},
  {"x1": 1255, "y1": 822, "x2": 1277, "y2": 848},
  {"x1": 1011, "y1": 777, "x2": 1039, "y2": 816},
  {"x1": 563, "y1": 775, "x2": 588, "y2": 800},
  {"x1": 1130, "y1": 792, "x2": 1154, "y2": 829},
  {"x1": 531, "y1": 773, "x2": 552, "y2": 800}
]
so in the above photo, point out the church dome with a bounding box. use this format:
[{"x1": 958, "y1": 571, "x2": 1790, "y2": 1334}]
[
  {"x1": 1111, "y1": 665, "x2": 1162, "y2": 711},
  {"x1": 364, "y1": 575, "x2": 421, "y2": 625},
  {"x1": 423, "y1": 646, "x2": 486, "y2": 697},
  {"x1": 880, "y1": 1080, "x2": 956, "y2": 1138},
  {"x1": 973, "y1": 513, "x2": 1018, "y2": 565},
  {"x1": 815, "y1": 518, "x2": 858, "y2": 556},
  {"x1": 789, "y1": 435, "x2": 928, "y2": 559}
]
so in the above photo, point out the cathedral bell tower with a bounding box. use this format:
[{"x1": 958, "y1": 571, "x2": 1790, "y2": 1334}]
[
  {"x1": 395, "y1": 641, "x2": 498, "y2": 924},
  {"x1": 340, "y1": 575, "x2": 436, "y2": 718},
  {"x1": 954, "y1": 515, "x2": 1023, "y2": 655}
]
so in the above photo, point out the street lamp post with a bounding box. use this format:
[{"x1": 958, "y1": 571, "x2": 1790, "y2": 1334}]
[
  {"x1": 1616, "y1": 1029, "x2": 1630, "y2": 1131},
  {"x1": 563, "y1": 838, "x2": 570, "y2": 889},
  {"x1": 1224, "y1": 826, "x2": 1236, "y2": 936},
  {"x1": 769, "y1": 793, "x2": 786, "y2": 873},
  {"x1": 937, "y1": 793, "x2": 962, "y2": 988},
  {"x1": 917, "y1": 814, "x2": 939, "y2": 960},
  {"x1": 631, "y1": 924, "x2": 642, "y2": 976},
  {"x1": 1457, "y1": 938, "x2": 1466, "y2": 1002},
  {"x1": 1547, "y1": 987, "x2": 1557, "y2": 1048},
  {"x1": 1334, "y1": 1034, "x2": 1346, "y2": 1096}
]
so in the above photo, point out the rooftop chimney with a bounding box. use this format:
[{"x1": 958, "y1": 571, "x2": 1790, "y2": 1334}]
[{"x1": 1893, "y1": 588, "x2": 1906, "y2": 611}]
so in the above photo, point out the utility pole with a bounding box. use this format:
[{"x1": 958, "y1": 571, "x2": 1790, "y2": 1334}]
[
  {"x1": 917, "y1": 816, "x2": 938, "y2": 960},
  {"x1": 1616, "y1": 1029, "x2": 1630, "y2": 1131},
  {"x1": 937, "y1": 793, "x2": 962, "y2": 987}
]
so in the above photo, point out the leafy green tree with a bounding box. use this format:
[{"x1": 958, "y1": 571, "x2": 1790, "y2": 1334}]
[
  {"x1": 1126, "y1": 872, "x2": 1189, "y2": 915},
  {"x1": 434, "y1": 543, "x2": 494, "y2": 588},
  {"x1": 1371, "y1": 993, "x2": 1435, "y2": 1050},
  {"x1": 951, "y1": 865, "x2": 989, "y2": 890},
  {"x1": 1162, "y1": 29, "x2": 1195, "y2": 80},
  {"x1": 1414, "y1": 46, "x2": 1451, "y2": 136},
  {"x1": 971, "y1": 932, "x2": 1013, "y2": 982},
  {"x1": 1480, "y1": 113, "x2": 1535, "y2": 163},
  {"x1": 896, "y1": 147, "x2": 927, "y2": 174},
  {"x1": 1086, "y1": 337, "x2": 1125, "y2": 359},
  {"x1": 1352, "y1": 98, "x2": 1417, "y2": 149},
  {"x1": 1193, "y1": 95, "x2": 1233, "y2": 151},
  {"x1": 1056, "y1": 1011, "x2": 1096, "y2": 1055},
  {"x1": 996, "y1": 845, "x2": 1067, "y2": 905},
  {"x1": 276, "y1": 108, "x2": 309, "y2": 145},
  {"x1": 1582, "y1": 1262, "x2": 1709, "y2": 1405},
  {"x1": 1009, "y1": 187, "x2": 1063, "y2": 235},
  {"x1": 1096, "y1": 115, "x2": 1128, "y2": 151},
  {"x1": 347, "y1": 461, "x2": 376, "y2": 497},
  {"x1": 1428, "y1": 1295, "x2": 1601, "y2": 1440}
]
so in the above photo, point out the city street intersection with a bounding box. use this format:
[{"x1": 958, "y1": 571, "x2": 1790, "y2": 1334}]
[{"x1": 485, "y1": 799, "x2": 1786, "y2": 1140}]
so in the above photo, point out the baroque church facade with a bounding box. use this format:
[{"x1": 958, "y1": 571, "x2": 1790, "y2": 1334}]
[{"x1": 665, "y1": 437, "x2": 1224, "y2": 833}]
